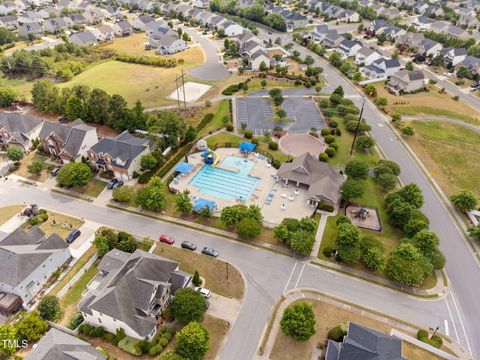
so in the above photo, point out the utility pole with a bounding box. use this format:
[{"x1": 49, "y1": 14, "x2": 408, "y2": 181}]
[
  {"x1": 226, "y1": 262, "x2": 229, "y2": 280},
  {"x1": 173, "y1": 75, "x2": 181, "y2": 112},
  {"x1": 173, "y1": 71, "x2": 187, "y2": 112},
  {"x1": 349, "y1": 98, "x2": 365, "y2": 157}
]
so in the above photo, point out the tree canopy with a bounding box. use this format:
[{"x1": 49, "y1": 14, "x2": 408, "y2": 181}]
[
  {"x1": 171, "y1": 288, "x2": 206, "y2": 325},
  {"x1": 280, "y1": 303, "x2": 316, "y2": 341}
]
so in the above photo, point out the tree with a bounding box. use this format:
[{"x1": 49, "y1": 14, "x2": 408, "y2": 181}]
[
  {"x1": 340, "y1": 179, "x2": 364, "y2": 202},
  {"x1": 335, "y1": 223, "x2": 362, "y2": 264},
  {"x1": 135, "y1": 177, "x2": 166, "y2": 211},
  {"x1": 87, "y1": 88, "x2": 110, "y2": 124},
  {"x1": 37, "y1": 295, "x2": 61, "y2": 321},
  {"x1": 450, "y1": 190, "x2": 477, "y2": 212},
  {"x1": 27, "y1": 159, "x2": 44, "y2": 175},
  {"x1": 184, "y1": 126, "x2": 197, "y2": 143},
  {"x1": 175, "y1": 190, "x2": 193, "y2": 214},
  {"x1": 6, "y1": 146, "x2": 24, "y2": 163},
  {"x1": 304, "y1": 55, "x2": 315, "y2": 65},
  {"x1": 160, "y1": 351, "x2": 186, "y2": 360},
  {"x1": 147, "y1": 111, "x2": 186, "y2": 148},
  {"x1": 386, "y1": 199, "x2": 415, "y2": 229},
  {"x1": 220, "y1": 205, "x2": 247, "y2": 227},
  {"x1": 192, "y1": 270, "x2": 202, "y2": 286},
  {"x1": 0, "y1": 28, "x2": 15, "y2": 45},
  {"x1": 15, "y1": 311, "x2": 48, "y2": 342},
  {"x1": 141, "y1": 153, "x2": 158, "y2": 171},
  {"x1": 175, "y1": 321, "x2": 209, "y2": 360},
  {"x1": 0, "y1": 325, "x2": 17, "y2": 357},
  {"x1": 386, "y1": 243, "x2": 433, "y2": 286},
  {"x1": 333, "y1": 86, "x2": 344, "y2": 97},
  {"x1": 93, "y1": 236, "x2": 111, "y2": 256},
  {"x1": 237, "y1": 217, "x2": 261, "y2": 238},
  {"x1": 277, "y1": 109, "x2": 287, "y2": 119},
  {"x1": 356, "y1": 135, "x2": 375, "y2": 150},
  {"x1": 112, "y1": 186, "x2": 135, "y2": 203},
  {"x1": 468, "y1": 224, "x2": 480, "y2": 241},
  {"x1": 280, "y1": 303, "x2": 316, "y2": 341},
  {"x1": 376, "y1": 172, "x2": 397, "y2": 190},
  {"x1": 377, "y1": 160, "x2": 400, "y2": 176},
  {"x1": 56, "y1": 162, "x2": 91, "y2": 187},
  {"x1": 393, "y1": 183, "x2": 424, "y2": 209},
  {"x1": 363, "y1": 247, "x2": 385, "y2": 271},
  {"x1": 261, "y1": 80, "x2": 267, "y2": 88},
  {"x1": 329, "y1": 52, "x2": 343, "y2": 68},
  {"x1": 345, "y1": 160, "x2": 369, "y2": 180},
  {"x1": 289, "y1": 230, "x2": 315, "y2": 255},
  {"x1": 364, "y1": 84, "x2": 377, "y2": 97},
  {"x1": 116, "y1": 231, "x2": 137, "y2": 253},
  {"x1": 259, "y1": 61, "x2": 268, "y2": 72},
  {"x1": 171, "y1": 288, "x2": 206, "y2": 325},
  {"x1": 0, "y1": 87, "x2": 18, "y2": 107},
  {"x1": 405, "y1": 61, "x2": 414, "y2": 71},
  {"x1": 31, "y1": 79, "x2": 59, "y2": 113}
]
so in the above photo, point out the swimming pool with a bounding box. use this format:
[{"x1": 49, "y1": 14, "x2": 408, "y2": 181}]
[{"x1": 189, "y1": 156, "x2": 259, "y2": 200}]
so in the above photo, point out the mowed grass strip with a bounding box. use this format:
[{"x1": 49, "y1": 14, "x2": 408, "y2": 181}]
[
  {"x1": 0, "y1": 205, "x2": 24, "y2": 225},
  {"x1": 154, "y1": 243, "x2": 244, "y2": 299},
  {"x1": 405, "y1": 120, "x2": 480, "y2": 198}
]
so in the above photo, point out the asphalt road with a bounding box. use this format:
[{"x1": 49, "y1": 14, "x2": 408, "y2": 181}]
[
  {"x1": 0, "y1": 182, "x2": 471, "y2": 359},
  {"x1": 182, "y1": 26, "x2": 231, "y2": 81},
  {"x1": 257, "y1": 26, "x2": 479, "y2": 357}
]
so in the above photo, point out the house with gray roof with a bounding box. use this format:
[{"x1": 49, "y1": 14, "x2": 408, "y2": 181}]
[
  {"x1": 69, "y1": 30, "x2": 97, "y2": 46},
  {"x1": 0, "y1": 15, "x2": 18, "y2": 29},
  {"x1": 25, "y1": 328, "x2": 107, "y2": 360},
  {"x1": 39, "y1": 119, "x2": 98, "y2": 163},
  {"x1": 79, "y1": 249, "x2": 191, "y2": 340},
  {"x1": 442, "y1": 47, "x2": 468, "y2": 67},
  {"x1": 87, "y1": 131, "x2": 151, "y2": 179},
  {"x1": 113, "y1": 19, "x2": 133, "y2": 36},
  {"x1": 277, "y1": 152, "x2": 345, "y2": 208},
  {"x1": 361, "y1": 57, "x2": 401, "y2": 80},
  {"x1": 325, "y1": 322, "x2": 407, "y2": 360},
  {"x1": 43, "y1": 17, "x2": 67, "y2": 34},
  {"x1": 0, "y1": 226, "x2": 71, "y2": 305},
  {"x1": 19, "y1": 22, "x2": 44, "y2": 38},
  {"x1": 0, "y1": 112, "x2": 43, "y2": 150},
  {"x1": 155, "y1": 35, "x2": 187, "y2": 55},
  {"x1": 387, "y1": 69, "x2": 425, "y2": 95},
  {"x1": 355, "y1": 47, "x2": 382, "y2": 66}
]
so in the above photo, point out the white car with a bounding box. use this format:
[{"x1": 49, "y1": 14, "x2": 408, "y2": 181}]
[
  {"x1": 195, "y1": 287, "x2": 212, "y2": 298},
  {"x1": 443, "y1": 71, "x2": 454, "y2": 78}
]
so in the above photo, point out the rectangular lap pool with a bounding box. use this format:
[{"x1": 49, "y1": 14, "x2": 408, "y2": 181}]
[{"x1": 189, "y1": 156, "x2": 259, "y2": 200}]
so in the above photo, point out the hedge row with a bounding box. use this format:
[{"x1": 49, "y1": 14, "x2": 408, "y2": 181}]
[
  {"x1": 158, "y1": 143, "x2": 194, "y2": 179},
  {"x1": 115, "y1": 53, "x2": 177, "y2": 68},
  {"x1": 196, "y1": 113, "x2": 214, "y2": 133}
]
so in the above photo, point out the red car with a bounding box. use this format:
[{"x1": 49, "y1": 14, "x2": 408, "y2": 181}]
[{"x1": 159, "y1": 234, "x2": 175, "y2": 245}]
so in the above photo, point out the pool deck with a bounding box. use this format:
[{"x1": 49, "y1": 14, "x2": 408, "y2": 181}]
[{"x1": 169, "y1": 148, "x2": 316, "y2": 225}]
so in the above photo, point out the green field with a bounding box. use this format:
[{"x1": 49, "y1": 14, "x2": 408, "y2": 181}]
[
  {"x1": 405, "y1": 120, "x2": 480, "y2": 198},
  {"x1": 0, "y1": 74, "x2": 34, "y2": 101}
]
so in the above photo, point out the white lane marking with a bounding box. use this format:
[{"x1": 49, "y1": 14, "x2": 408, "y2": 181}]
[
  {"x1": 445, "y1": 297, "x2": 460, "y2": 341},
  {"x1": 450, "y1": 292, "x2": 473, "y2": 355},
  {"x1": 293, "y1": 262, "x2": 306, "y2": 289},
  {"x1": 378, "y1": 123, "x2": 384, "y2": 127},
  {"x1": 444, "y1": 319, "x2": 449, "y2": 336},
  {"x1": 283, "y1": 261, "x2": 298, "y2": 294}
]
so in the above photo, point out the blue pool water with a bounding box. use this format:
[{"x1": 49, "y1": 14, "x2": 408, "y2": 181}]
[{"x1": 189, "y1": 156, "x2": 259, "y2": 200}]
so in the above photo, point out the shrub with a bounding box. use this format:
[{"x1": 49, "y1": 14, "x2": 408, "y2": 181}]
[
  {"x1": 327, "y1": 325, "x2": 346, "y2": 342},
  {"x1": 138, "y1": 171, "x2": 154, "y2": 184},
  {"x1": 319, "y1": 153, "x2": 328, "y2": 162},
  {"x1": 417, "y1": 329, "x2": 443, "y2": 348},
  {"x1": 401, "y1": 126, "x2": 415, "y2": 136},
  {"x1": 159, "y1": 337, "x2": 169, "y2": 347},
  {"x1": 272, "y1": 159, "x2": 281, "y2": 169},
  {"x1": 226, "y1": 124, "x2": 234, "y2": 131},
  {"x1": 149, "y1": 345, "x2": 163, "y2": 356},
  {"x1": 103, "y1": 332, "x2": 116, "y2": 343},
  {"x1": 115, "y1": 328, "x2": 126, "y2": 343},
  {"x1": 324, "y1": 135, "x2": 335, "y2": 144},
  {"x1": 321, "y1": 128, "x2": 331, "y2": 136},
  {"x1": 222, "y1": 84, "x2": 240, "y2": 95},
  {"x1": 67, "y1": 312, "x2": 83, "y2": 330},
  {"x1": 329, "y1": 119, "x2": 338, "y2": 128},
  {"x1": 325, "y1": 147, "x2": 336, "y2": 157},
  {"x1": 323, "y1": 247, "x2": 334, "y2": 257},
  {"x1": 268, "y1": 141, "x2": 279, "y2": 150},
  {"x1": 118, "y1": 337, "x2": 142, "y2": 356},
  {"x1": 112, "y1": 186, "x2": 135, "y2": 202},
  {"x1": 280, "y1": 303, "x2": 316, "y2": 341},
  {"x1": 138, "y1": 339, "x2": 151, "y2": 354},
  {"x1": 336, "y1": 215, "x2": 351, "y2": 226},
  {"x1": 329, "y1": 142, "x2": 338, "y2": 150},
  {"x1": 345, "y1": 160, "x2": 369, "y2": 180},
  {"x1": 237, "y1": 217, "x2": 262, "y2": 238},
  {"x1": 244, "y1": 130, "x2": 253, "y2": 139},
  {"x1": 92, "y1": 326, "x2": 105, "y2": 338}
]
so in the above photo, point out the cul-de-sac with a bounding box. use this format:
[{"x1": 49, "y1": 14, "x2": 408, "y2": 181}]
[{"x1": 0, "y1": 0, "x2": 480, "y2": 358}]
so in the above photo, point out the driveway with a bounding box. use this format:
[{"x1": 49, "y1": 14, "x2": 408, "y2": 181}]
[
  {"x1": 182, "y1": 26, "x2": 231, "y2": 81},
  {"x1": 206, "y1": 293, "x2": 242, "y2": 325},
  {"x1": 68, "y1": 220, "x2": 100, "y2": 258}
]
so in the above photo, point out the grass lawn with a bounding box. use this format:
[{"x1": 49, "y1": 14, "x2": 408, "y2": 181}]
[
  {"x1": 202, "y1": 315, "x2": 230, "y2": 360},
  {"x1": 0, "y1": 73, "x2": 34, "y2": 101},
  {"x1": 61, "y1": 47, "x2": 204, "y2": 108},
  {"x1": 12, "y1": 151, "x2": 51, "y2": 182},
  {"x1": 372, "y1": 82, "x2": 480, "y2": 126},
  {"x1": 68, "y1": 179, "x2": 108, "y2": 197},
  {"x1": 270, "y1": 298, "x2": 450, "y2": 360},
  {"x1": 199, "y1": 100, "x2": 230, "y2": 137},
  {"x1": 101, "y1": 33, "x2": 153, "y2": 56},
  {"x1": 22, "y1": 210, "x2": 85, "y2": 239},
  {"x1": 405, "y1": 121, "x2": 480, "y2": 198},
  {"x1": 57, "y1": 261, "x2": 100, "y2": 326},
  {"x1": 0, "y1": 205, "x2": 24, "y2": 225},
  {"x1": 49, "y1": 245, "x2": 97, "y2": 297},
  {"x1": 153, "y1": 243, "x2": 244, "y2": 299}
]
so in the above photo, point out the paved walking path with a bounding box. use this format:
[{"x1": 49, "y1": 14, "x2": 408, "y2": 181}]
[{"x1": 403, "y1": 115, "x2": 480, "y2": 134}]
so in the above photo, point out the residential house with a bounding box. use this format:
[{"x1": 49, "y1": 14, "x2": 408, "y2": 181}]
[
  {"x1": 69, "y1": 30, "x2": 97, "y2": 46},
  {"x1": 378, "y1": 7, "x2": 400, "y2": 19},
  {"x1": 387, "y1": 69, "x2": 425, "y2": 95},
  {"x1": 321, "y1": 30, "x2": 344, "y2": 48},
  {"x1": 68, "y1": 13, "x2": 88, "y2": 26},
  {"x1": 368, "y1": 18, "x2": 388, "y2": 33},
  {"x1": 79, "y1": 249, "x2": 192, "y2": 340},
  {"x1": 414, "y1": 1, "x2": 429, "y2": 14},
  {"x1": 193, "y1": 0, "x2": 209, "y2": 9},
  {"x1": 251, "y1": 50, "x2": 271, "y2": 70},
  {"x1": 105, "y1": 5, "x2": 122, "y2": 20},
  {"x1": 362, "y1": 57, "x2": 401, "y2": 79},
  {"x1": 131, "y1": 14, "x2": 155, "y2": 31},
  {"x1": 220, "y1": 21, "x2": 243, "y2": 36},
  {"x1": 396, "y1": 32, "x2": 424, "y2": 49},
  {"x1": 277, "y1": 152, "x2": 346, "y2": 208},
  {"x1": 417, "y1": 38, "x2": 443, "y2": 57},
  {"x1": 39, "y1": 119, "x2": 98, "y2": 163},
  {"x1": 209, "y1": 15, "x2": 227, "y2": 29},
  {"x1": 462, "y1": 55, "x2": 480, "y2": 74},
  {"x1": 336, "y1": 39, "x2": 362, "y2": 59},
  {"x1": 37, "y1": 6, "x2": 60, "y2": 19},
  {"x1": 87, "y1": 131, "x2": 151, "y2": 180},
  {"x1": 338, "y1": 9, "x2": 360, "y2": 22},
  {"x1": 355, "y1": 47, "x2": 382, "y2": 66},
  {"x1": 0, "y1": 15, "x2": 18, "y2": 29},
  {"x1": 0, "y1": 226, "x2": 71, "y2": 304},
  {"x1": 311, "y1": 24, "x2": 329, "y2": 42},
  {"x1": 43, "y1": 17, "x2": 67, "y2": 33},
  {"x1": 25, "y1": 328, "x2": 107, "y2": 360},
  {"x1": 92, "y1": 24, "x2": 115, "y2": 41},
  {"x1": 325, "y1": 322, "x2": 407, "y2": 360},
  {"x1": 430, "y1": 20, "x2": 450, "y2": 34},
  {"x1": 442, "y1": 47, "x2": 468, "y2": 66},
  {"x1": 0, "y1": 112, "x2": 43, "y2": 150},
  {"x1": 18, "y1": 22, "x2": 44, "y2": 38},
  {"x1": 285, "y1": 12, "x2": 308, "y2": 32},
  {"x1": 413, "y1": 15, "x2": 434, "y2": 30},
  {"x1": 242, "y1": 39, "x2": 264, "y2": 57},
  {"x1": 447, "y1": 25, "x2": 471, "y2": 40},
  {"x1": 425, "y1": 6, "x2": 444, "y2": 18},
  {"x1": 113, "y1": 19, "x2": 133, "y2": 37},
  {"x1": 458, "y1": 13, "x2": 479, "y2": 28},
  {"x1": 155, "y1": 35, "x2": 187, "y2": 55}
]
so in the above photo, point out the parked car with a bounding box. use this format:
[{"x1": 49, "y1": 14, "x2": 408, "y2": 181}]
[
  {"x1": 201, "y1": 247, "x2": 218, "y2": 257},
  {"x1": 195, "y1": 287, "x2": 211, "y2": 298},
  {"x1": 470, "y1": 83, "x2": 480, "y2": 91},
  {"x1": 181, "y1": 241, "x2": 197, "y2": 251},
  {"x1": 107, "y1": 178, "x2": 119, "y2": 190},
  {"x1": 50, "y1": 166, "x2": 62, "y2": 176},
  {"x1": 112, "y1": 180, "x2": 124, "y2": 189},
  {"x1": 66, "y1": 229, "x2": 81, "y2": 244},
  {"x1": 443, "y1": 71, "x2": 454, "y2": 78},
  {"x1": 159, "y1": 234, "x2": 175, "y2": 245}
]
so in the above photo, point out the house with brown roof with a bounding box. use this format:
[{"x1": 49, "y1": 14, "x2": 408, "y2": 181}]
[{"x1": 276, "y1": 152, "x2": 346, "y2": 208}]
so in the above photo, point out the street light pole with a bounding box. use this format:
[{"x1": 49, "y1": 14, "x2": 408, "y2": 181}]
[
  {"x1": 429, "y1": 326, "x2": 439, "y2": 339},
  {"x1": 349, "y1": 98, "x2": 365, "y2": 157}
]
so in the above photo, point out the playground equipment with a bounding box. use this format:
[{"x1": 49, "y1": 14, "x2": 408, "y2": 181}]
[{"x1": 201, "y1": 148, "x2": 219, "y2": 166}]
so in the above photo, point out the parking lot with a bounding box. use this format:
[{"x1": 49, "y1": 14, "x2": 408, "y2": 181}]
[{"x1": 235, "y1": 97, "x2": 325, "y2": 134}]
